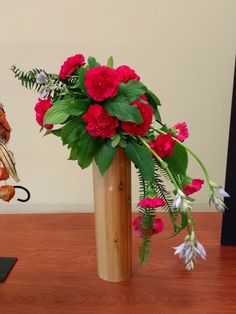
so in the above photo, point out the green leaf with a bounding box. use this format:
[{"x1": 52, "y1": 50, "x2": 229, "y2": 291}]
[
  {"x1": 44, "y1": 128, "x2": 62, "y2": 137},
  {"x1": 145, "y1": 89, "x2": 162, "y2": 122},
  {"x1": 77, "y1": 132, "x2": 104, "y2": 169},
  {"x1": 164, "y1": 142, "x2": 188, "y2": 176},
  {"x1": 145, "y1": 89, "x2": 161, "y2": 106},
  {"x1": 95, "y1": 141, "x2": 115, "y2": 175},
  {"x1": 107, "y1": 56, "x2": 114, "y2": 68},
  {"x1": 104, "y1": 95, "x2": 143, "y2": 123},
  {"x1": 111, "y1": 134, "x2": 121, "y2": 148},
  {"x1": 44, "y1": 103, "x2": 70, "y2": 124},
  {"x1": 63, "y1": 99, "x2": 89, "y2": 116},
  {"x1": 88, "y1": 56, "x2": 99, "y2": 68},
  {"x1": 60, "y1": 117, "x2": 84, "y2": 146},
  {"x1": 68, "y1": 143, "x2": 79, "y2": 160},
  {"x1": 119, "y1": 138, "x2": 127, "y2": 148},
  {"x1": 118, "y1": 80, "x2": 147, "y2": 103},
  {"x1": 125, "y1": 142, "x2": 155, "y2": 182},
  {"x1": 154, "y1": 107, "x2": 162, "y2": 122},
  {"x1": 79, "y1": 67, "x2": 87, "y2": 93}
]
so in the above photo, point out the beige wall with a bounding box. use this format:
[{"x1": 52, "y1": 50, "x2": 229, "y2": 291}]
[{"x1": 0, "y1": 0, "x2": 235, "y2": 212}]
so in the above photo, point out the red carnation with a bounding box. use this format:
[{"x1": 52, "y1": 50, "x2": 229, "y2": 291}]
[
  {"x1": 59, "y1": 53, "x2": 85, "y2": 80},
  {"x1": 82, "y1": 104, "x2": 119, "y2": 138},
  {"x1": 173, "y1": 122, "x2": 189, "y2": 142},
  {"x1": 34, "y1": 97, "x2": 53, "y2": 130},
  {"x1": 85, "y1": 66, "x2": 121, "y2": 101},
  {"x1": 133, "y1": 215, "x2": 164, "y2": 237},
  {"x1": 183, "y1": 178, "x2": 204, "y2": 196},
  {"x1": 116, "y1": 65, "x2": 140, "y2": 83},
  {"x1": 138, "y1": 197, "x2": 165, "y2": 209},
  {"x1": 121, "y1": 101, "x2": 153, "y2": 136},
  {"x1": 149, "y1": 132, "x2": 176, "y2": 158}
]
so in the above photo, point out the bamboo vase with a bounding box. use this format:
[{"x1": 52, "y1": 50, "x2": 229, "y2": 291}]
[{"x1": 93, "y1": 148, "x2": 132, "y2": 282}]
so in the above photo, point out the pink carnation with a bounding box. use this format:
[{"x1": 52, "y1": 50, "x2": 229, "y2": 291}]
[
  {"x1": 183, "y1": 179, "x2": 204, "y2": 196},
  {"x1": 85, "y1": 66, "x2": 121, "y2": 101},
  {"x1": 133, "y1": 215, "x2": 164, "y2": 237},
  {"x1": 34, "y1": 97, "x2": 53, "y2": 130},
  {"x1": 82, "y1": 104, "x2": 119, "y2": 138},
  {"x1": 149, "y1": 132, "x2": 176, "y2": 158},
  {"x1": 116, "y1": 65, "x2": 140, "y2": 83},
  {"x1": 121, "y1": 101, "x2": 153, "y2": 136},
  {"x1": 138, "y1": 197, "x2": 165, "y2": 209},
  {"x1": 59, "y1": 53, "x2": 85, "y2": 80},
  {"x1": 173, "y1": 122, "x2": 189, "y2": 142},
  {"x1": 153, "y1": 218, "x2": 164, "y2": 234}
]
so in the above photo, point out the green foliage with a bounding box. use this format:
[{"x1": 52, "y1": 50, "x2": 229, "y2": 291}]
[
  {"x1": 106, "y1": 56, "x2": 114, "y2": 68},
  {"x1": 104, "y1": 95, "x2": 143, "y2": 123},
  {"x1": 111, "y1": 134, "x2": 121, "y2": 148},
  {"x1": 164, "y1": 142, "x2": 188, "y2": 177},
  {"x1": 60, "y1": 117, "x2": 84, "y2": 146},
  {"x1": 153, "y1": 166, "x2": 173, "y2": 212},
  {"x1": 125, "y1": 142, "x2": 155, "y2": 182},
  {"x1": 145, "y1": 89, "x2": 162, "y2": 121},
  {"x1": 77, "y1": 132, "x2": 104, "y2": 169},
  {"x1": 88, "y1": 56, "x2": 100, "y2": 68},
  {"x1": 11, "y1": 65, "x2": 44, "y2": 91},
  {"x1": 43, "y1": 102, "x2": 70, "y2": 124},
  {"x1": 95, "y1": 140, "x2": 115, "y2": 175},
  {"x1": 139, "y1": 236, "x2": 152, "y2": 266},
  {"x1": 118, "y1": 80, "x2": 147, "y2": 103},
  {"x1": 78, "y1": 67, "x2": 88, "y2": 94}
]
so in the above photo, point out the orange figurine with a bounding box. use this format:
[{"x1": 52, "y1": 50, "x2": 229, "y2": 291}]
[
  {"x1": 0, "y1": 102, "x2": 11, "y2": 143},
  {"x1": 0, "y1": 185, "x2": 15, "y2": 202}
]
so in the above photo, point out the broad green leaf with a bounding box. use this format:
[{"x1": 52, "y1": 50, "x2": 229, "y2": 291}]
[
  {"x1": 77, "y1": 132, "x2": 104, "y2": 169},
  {"x1": 164, "y1": 142, "x2": 188, "y2": 176},
  {"x1": 68, "y1": 143, "x2": 79, "y2": 160},
  {"x1": 88, "y1": 56, "x2": 99, "y2": 68},
  {"x1": 95, "y1": 140, "x2": 115, "y2": 175},
  {"x1": 145, "y1": 89, "x2": 162, "y2": 122},
  {"x1": 154, "y1": 107, "x2": 162, "y2": 122},
  {"x1": 104, "y1": 95, "x2": 143, "y2": 123},
  {"x1": 119, "y1": 138, "x2": 127, "y2": 148},
  {"x1": 63, "y1": 99, "x2": 89, "y2": 116},
  {"x1": 61, "y1": 117, "x2": 84, "y2": 146},
  {"x1": 145, "y1": 89, "x2": 161, "y2": 106},
  {"x1": 44, "y1": 128, "x2": 62, "y2": 137},
  {"x1": 125, "y1": 142, "x2": 155, "y2": 182},
  {"x1": 79, "y1": 67, "x2": 87, "y2": 93},
  {"x1": 111, "y1": 134, "x2": 121, "y2": 147},
  {"x1": 118, "y1": 80, "x2": 147, "y2": 103},
  {"x1": 107, "y1": 56, "x2": 114, "y2": 68},
  {"x1": 44, "y1": 103, "x2": 70, "y2": 124}
]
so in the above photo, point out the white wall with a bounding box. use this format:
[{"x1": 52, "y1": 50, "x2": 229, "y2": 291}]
[{"x1": 0, "y1": 0, "x2": 235, "y2": 212}]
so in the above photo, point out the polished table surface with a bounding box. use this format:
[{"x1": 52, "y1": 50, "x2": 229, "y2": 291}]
[{"x1": 0, "y1": 212, "x2": 236, "y2": 314}]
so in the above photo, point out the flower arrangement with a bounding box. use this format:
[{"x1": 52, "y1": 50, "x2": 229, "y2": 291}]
[{"x1": 11, "y1": 53, "x2": 229, "y2": 270}]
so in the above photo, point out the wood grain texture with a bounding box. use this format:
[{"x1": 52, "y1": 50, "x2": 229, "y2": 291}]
[
  {"x1": 93, "y1": 149, "x2": 132, "y2": 282},
  {"x1": 0, "y1": 212, "x2": 236, "y2": 314}
]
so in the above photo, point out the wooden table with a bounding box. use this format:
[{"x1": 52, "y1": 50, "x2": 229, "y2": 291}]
[{"x1": 0, "y1": 212, "x2": 236, "y2": 314}]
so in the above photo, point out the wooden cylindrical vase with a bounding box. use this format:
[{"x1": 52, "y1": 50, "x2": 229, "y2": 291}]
[{"x1": 93, "y1": 148, "x2": 132, "y2": 282}]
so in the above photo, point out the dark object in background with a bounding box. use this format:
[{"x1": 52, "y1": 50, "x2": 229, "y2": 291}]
[
  {"x1": 221, "y1": 58, "x2": 236, "y2": 245},
  {"x1": 0, "y1": 257, "x2": 17, "y2": 282}
]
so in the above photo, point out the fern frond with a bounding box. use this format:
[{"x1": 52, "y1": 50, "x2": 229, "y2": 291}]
[
  {"x1": 137, "y1": 169, "x2": 148, "y2": 200},
  {"x1": 11, "y1": 65, "x2": 44, "y2": 91},
  {"x1": 139, "y1": 235, "x2": 152, "y2": 266},
  {"x1": 153, "y1": 163, "x2": 173, "y2": 212}
]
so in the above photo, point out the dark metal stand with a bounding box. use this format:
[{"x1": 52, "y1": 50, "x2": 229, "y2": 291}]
[
  {"x1": 221, "y1": 58, "x2": 236, "y2": 245},
  {"x1": 0, "y1": 257, "x2": 17, "y2": 282}
]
